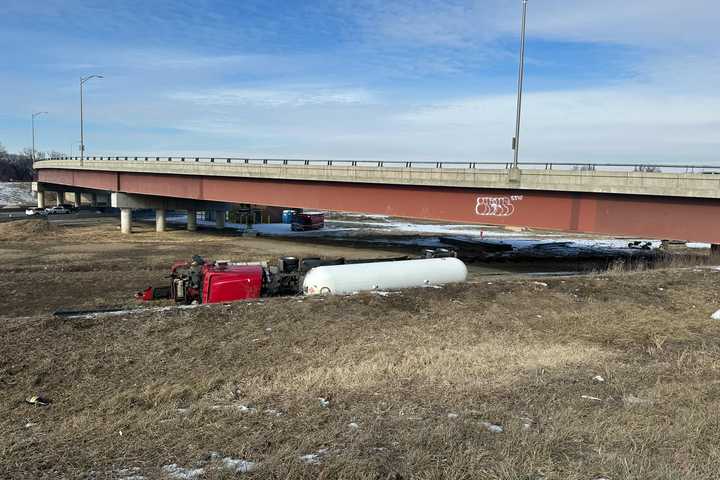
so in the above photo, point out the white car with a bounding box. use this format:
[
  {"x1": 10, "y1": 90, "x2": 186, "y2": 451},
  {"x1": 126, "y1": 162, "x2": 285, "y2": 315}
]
[
  {"x1": 25, "y1": 207, "x2": 49, "y2": 216},
  {"x1": 47, "y1": 205, "x2": 71, "y2": 214}
]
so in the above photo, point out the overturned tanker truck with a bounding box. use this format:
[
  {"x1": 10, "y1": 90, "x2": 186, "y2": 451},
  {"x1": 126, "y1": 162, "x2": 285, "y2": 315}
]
[{"x1": 138, "y1": 250, "x2": 468, "y2": 304}]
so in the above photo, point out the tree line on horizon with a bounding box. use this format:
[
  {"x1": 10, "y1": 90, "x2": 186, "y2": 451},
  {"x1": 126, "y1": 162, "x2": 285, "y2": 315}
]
[{"x1": 0, "y1": 143, "x2": 63, "y2": 182}]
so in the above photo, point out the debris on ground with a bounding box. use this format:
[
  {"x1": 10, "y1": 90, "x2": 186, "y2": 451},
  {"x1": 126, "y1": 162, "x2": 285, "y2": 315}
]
[
  {"x1": 349, "y1": 422, "x2": 360, "y2": 429},
  {"x1": 581, "y1": 395, "x2": 603, "y2": 402},
  {"x1": 711, "y1": 309, "x2": 720, "y2": 320},
  {"x1": 593, "y1": 375, "x2": 606, "y2": 383},
  {"x1": 318, "y1": 397, "x2": 330, "y2": 408},
  {"x1": 25, "y1": 395, "x2": 50, "y2": 407},
  {"x1": 447, "y1": 413, "x2": 459, "y2": 419}
]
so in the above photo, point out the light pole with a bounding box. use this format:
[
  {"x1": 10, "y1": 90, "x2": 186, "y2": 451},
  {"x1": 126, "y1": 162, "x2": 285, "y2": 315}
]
[
  {"x1": 80, "y1": 74, "x2": 103, "y2": 165},
  {"x1": 512, "y1": 0, "x2": 529, "y2": 169},
  {"x1": 32, "y1": 111, "x2": 48, "y2": 161}
]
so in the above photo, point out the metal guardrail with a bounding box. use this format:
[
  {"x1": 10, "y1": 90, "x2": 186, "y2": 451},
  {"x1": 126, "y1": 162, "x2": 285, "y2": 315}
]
[{"x1": 42, "y1": 156, "x2": 720, "y2": 174}]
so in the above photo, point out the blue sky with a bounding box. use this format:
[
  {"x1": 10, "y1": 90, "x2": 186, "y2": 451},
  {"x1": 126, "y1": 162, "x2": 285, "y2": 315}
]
[{"x1": 1, "y1": 0, "x2": 718, "y2": 163}]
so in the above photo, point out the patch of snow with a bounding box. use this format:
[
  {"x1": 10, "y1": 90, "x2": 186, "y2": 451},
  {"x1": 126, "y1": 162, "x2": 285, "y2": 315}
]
[
  {"x1": 447, "y1": 413, "x2": 459, "y2": 419},
  {"x1": 624, "y1": 395, "x2": 652, "y2": 406},
  {"x1": 687, "y1": 242, "x2": 711, "y2": 249},
  {"x1": 532, "y1": 281, "x2": 549, "y2": 287},
  {"x1": 161, "y1": 464, "x2": 205, "y2": 480},
  {"x1": 210, "y1": 404, "x2": 256, "y2": 413},
  {"x1": 581, "y1": 395, "x2": 603, "y2": 402},
  {"x1": 348, "y1": 422, "x2": 360, "y2": 429},
  {"x1": 299, "y1": 448, "x2": 329, "y2": 465},
  {"x1": 222, "y1": 458, "x2": 257, "y2": 473},
  {"x1": 712, "y1": 310, "x2": 720, "y2": 321},
  {"x1": 318, "y1": 397, "x2": 330, "y2": 408},
  {"x1": 299, "y1": 453, "x2": 321, "y2": 465},
  {"x1": 264, "y1": 408, "x2": 283, "y2": 416},
  {"x1": 116, "y1": 467, "x2": 145, "y2": 480},
  {"x1": 0, "y1": 182, "x2": 34, "y2": 207},
  {"x1": 592, "y1": 375, "x2": 606, "y2": 383},
  {"x1": 481, "y1": 422, "x2": 503, "y2": 433}
]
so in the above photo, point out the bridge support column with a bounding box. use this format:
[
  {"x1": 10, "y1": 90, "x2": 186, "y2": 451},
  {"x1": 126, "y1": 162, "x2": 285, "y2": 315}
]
[
  {"x1": 712, "y1": 244, "x2": 720, "y2": 257},
  {"x1": 156, "y1": 209, "x2": 166, "y2": 232},
  {"x1": 120, "y1": 208, "x2": 132, "y2": 234},
  {"x1": 187, "y1": 210, "x2": 197, "y2": 231},
  {"x1": 90, "y1": 193, "x2": 98, "y2": 207},
  {"x1": 215, "y1": 210, "x2": 225, "y2": 229},
  {"x1": 56, "y1": 191, "x2": 65, "y2": 205},
  {"x1": 37, "y1": 191, "x2": 46, "y2": 209},
  {"x1": 72, "y1": 192, "x2": 81, "y2": 208}
]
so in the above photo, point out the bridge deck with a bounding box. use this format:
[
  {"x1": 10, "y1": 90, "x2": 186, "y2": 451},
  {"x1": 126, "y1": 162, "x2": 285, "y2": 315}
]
[
  {"x1": 33, "y1": 159, "x2": 720, "y2": 243},
  {"x1": 35, "y1": 158, "x2": 720, "y2": 200}
]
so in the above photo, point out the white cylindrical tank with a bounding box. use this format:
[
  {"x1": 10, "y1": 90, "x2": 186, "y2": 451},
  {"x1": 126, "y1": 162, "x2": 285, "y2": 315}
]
[{"x1": 303, "y1": 258, "x2": 468, "y2": 295}]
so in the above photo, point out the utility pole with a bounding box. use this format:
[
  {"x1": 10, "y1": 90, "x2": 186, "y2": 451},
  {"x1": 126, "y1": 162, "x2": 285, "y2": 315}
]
[
  {"x1": 32, "y1": 111, "x2": 48, "y2": 161},
  {"x1": 80, "y1": 74, "x2": 103, "y2": 165},
  {"x1": 512, "y1": 0, "x2": 529, "y2": 169}
]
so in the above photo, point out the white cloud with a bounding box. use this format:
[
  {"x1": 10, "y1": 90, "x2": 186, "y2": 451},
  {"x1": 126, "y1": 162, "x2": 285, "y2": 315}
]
[
  {"x1": 169, "y1": 86, "x2": 376, "y2": 107},
  {"x1": 346, "y1": 0, "x2": 718, "y2": 49}
]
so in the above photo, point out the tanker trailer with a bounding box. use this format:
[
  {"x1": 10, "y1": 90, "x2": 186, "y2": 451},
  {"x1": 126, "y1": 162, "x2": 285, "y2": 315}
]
[{"x1": 302, "y1": 257, "x2": 467, "y2": 295}]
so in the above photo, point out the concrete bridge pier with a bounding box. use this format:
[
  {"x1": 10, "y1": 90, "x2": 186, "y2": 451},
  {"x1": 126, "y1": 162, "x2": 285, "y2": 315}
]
[
  {"x1": 215, "y1": 210, "x2": 225, "y2": 229},
  {"x1": 90, "y1": 193, "x2": 98, "y2": 207},
  {"x1": 37, "y1": 190, "x2": 46, "y2": 209},
  {"x1": 120, "y1": 208, "x2": 132, "y2": 234},
  {"x1": 56, "y1": 191, "x2": 65, "y2": 205},
  {"x1": 155, "y1": 209, "x2": 166, "y2": 232},
  {"x1": 712, "y1": 244, "x2": 720, "y2": 257},
  {"x1": 187, "y1": 210, "x2": 197, "y2": 231},
  {"x1": 72, "y1": 192, "x2": 81, "y2": 208}
]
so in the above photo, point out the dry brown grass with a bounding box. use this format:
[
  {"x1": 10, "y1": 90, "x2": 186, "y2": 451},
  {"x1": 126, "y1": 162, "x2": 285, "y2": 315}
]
[{"x1": 2, "y1": 223, "x2": 720, "y2": 479}]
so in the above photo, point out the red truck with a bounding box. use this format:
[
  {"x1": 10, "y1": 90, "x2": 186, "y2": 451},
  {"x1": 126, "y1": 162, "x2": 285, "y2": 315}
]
[
  {"x1": 137, "y1": 250, "x2": 457, "y2": 305},
  {"x1": 291, "y1": 212, "x2": 324, "y2": 231}
]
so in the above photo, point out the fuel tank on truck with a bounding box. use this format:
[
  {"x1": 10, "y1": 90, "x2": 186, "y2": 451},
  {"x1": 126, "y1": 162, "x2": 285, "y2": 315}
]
[{"x1": 302, "y1": 257, "x2": 468, "y2": 295}]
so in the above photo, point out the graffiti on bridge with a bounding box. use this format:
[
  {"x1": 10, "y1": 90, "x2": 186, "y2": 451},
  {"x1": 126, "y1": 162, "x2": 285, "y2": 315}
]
[{"x1": 475, "y1": 195, "x2": 524, "y2": 217}]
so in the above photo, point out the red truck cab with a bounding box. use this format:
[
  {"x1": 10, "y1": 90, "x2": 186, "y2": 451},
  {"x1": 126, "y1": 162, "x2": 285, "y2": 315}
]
[
  {"x1": 201, "y1": 263, "x2": 263, "y2": 303},
  {"x1": 291, "y1": 212, "x2": 325, "y2": 231}
]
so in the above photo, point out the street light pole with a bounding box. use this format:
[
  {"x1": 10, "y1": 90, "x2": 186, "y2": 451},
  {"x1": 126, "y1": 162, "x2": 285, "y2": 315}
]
[
  {"x1": 80, "y1": 74, "x2": 103, "y2": 165},
  {"x1": 32, "y1": 111, "x2": 48, "y2": 161},
  {"x1": 512, "y1": 0, "x2": 529, "y2": 169}
]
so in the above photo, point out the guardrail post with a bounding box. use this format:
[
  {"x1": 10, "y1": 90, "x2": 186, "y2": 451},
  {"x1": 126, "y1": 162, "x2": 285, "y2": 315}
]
[
  {"x1": 226, "y1": 158, "x2": 231, "y2": 164},
  {"x1": 195, "y1": 158, "x2": 199, "y2": 162},
  {"x1": 210, "y1": 158, "x2": 214, "y2": 163}
]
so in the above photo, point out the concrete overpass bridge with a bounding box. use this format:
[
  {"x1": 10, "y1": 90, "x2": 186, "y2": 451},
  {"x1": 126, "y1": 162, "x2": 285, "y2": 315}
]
[{"x1": 33, "y1": 156, "x2": 720, "y2": 245}]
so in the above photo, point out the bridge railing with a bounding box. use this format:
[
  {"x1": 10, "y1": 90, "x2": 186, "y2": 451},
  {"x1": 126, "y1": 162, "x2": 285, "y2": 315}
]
[{"x1": 44, "y1": 156, "x2": 720, "y2": 174}]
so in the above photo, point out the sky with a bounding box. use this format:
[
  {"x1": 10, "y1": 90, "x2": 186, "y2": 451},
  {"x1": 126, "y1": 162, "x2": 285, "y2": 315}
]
[{"x1": 1, "y1": 0, "x2": 718, "y2": 164}]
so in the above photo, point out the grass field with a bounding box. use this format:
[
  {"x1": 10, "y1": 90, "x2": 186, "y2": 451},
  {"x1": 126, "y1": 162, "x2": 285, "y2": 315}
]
[{"x1": 2, "y1": 220, "x2": 720, "y2": 479}]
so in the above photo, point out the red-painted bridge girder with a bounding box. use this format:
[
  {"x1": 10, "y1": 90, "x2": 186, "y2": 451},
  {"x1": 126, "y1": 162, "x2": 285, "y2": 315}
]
[{"x1": 38, "y1": 168, "x2": 720, "y2": 243}]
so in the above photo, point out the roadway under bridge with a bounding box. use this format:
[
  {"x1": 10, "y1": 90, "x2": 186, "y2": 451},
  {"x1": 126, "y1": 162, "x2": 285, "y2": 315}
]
[{"x1": 33, "y1": 157, "x2": 720, "y2": 244}]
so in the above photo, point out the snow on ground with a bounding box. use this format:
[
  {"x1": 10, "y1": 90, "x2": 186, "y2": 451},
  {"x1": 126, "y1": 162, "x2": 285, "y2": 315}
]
[
  {"x1": 161, "y1": 464, "x2": 204, "y2": 479},
  {"x1": 0, "y1": 182, "x2": 34, "y2": 207},
  {"x1": 162, "y1": 212, "x2": 708, "y2": 253}
]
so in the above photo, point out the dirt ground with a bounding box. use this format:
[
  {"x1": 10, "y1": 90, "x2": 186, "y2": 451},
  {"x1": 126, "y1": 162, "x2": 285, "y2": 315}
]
[{"x1": 2, "y1": 219, "x2": 720, "y2": 479}]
